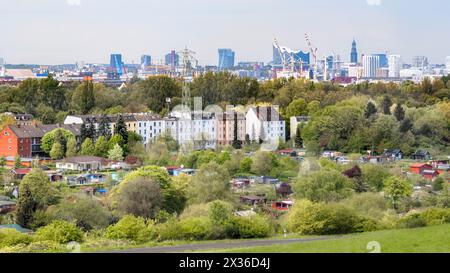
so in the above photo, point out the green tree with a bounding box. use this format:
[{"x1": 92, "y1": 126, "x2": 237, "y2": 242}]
[
  {"x1": 52, "y1": 194, "x2": 112, "y2": 231},
  {"x1": 14, "y1": 155, "x2": 22, "y2": 169},
  {"x1": 108, "y1": 144, "x2": 124, "y2": 161},
  {"x1": 286, "y1": 98, "x2": 308, "y2": 117},
  {"x1": 383, "y1": 176, "x2": 412, "y2": 210},
  {"x1": 119, "y1": 166, "x2": 186, "y2": 214},
  {"x1": 380, "y1": 95, "x2": 392, "y2": 115},
  {"x1": 49, "y1": 141, "x2": 64, "y2": 160},
  {"x1": 108, "y1": 134, "x2": 123, "y2": 150},
  {"x1": 116, "y1": 177, "x2": 163, "y2": 219},
  {"x1": 80, "y1": 138, "x2": 95, "y2": 156},
  {"x1": 97, "y1": 114, "x2": 111, "y2": 140},
  {"x1": 65, "y1": 137, "x2": 78, "y2": 158},
  {"x1": 16, "y1": 169, "x2": 54, "y2": 229},
  {"x1": 251, "y1": 151, "x2": 274, "y2": 176},
  {"x1": 80, "y1": 80, "x2": 95, "y2": 114},
  {"x1": 41, "y1": 129, "x2": 74, "y2": 154},
  {"x1": 294, "y1": 169, "x2": 354, "y2": 203},
  {"x1": 295, "y1": 126, "x2": 303, "y2": 148},
  {"x1": 432, "y1": 176, "x2": 445, "y2": 192},
  {"x1": 114, "y1": 115, "x2": 129, "y2": 147},
  {"x1": 393, "y1": 103, "x2": 405, "y2": 121},
  {"x1": 188, "y1": 162, "x2": 231, "y2": 204},
  {"x1": 232, "y1": 112, "x2": 242, "y2": 149},
  {"x1": 364, "y1": 101, "x2": 377, "y2": 119},
  {"x1": 94, "y1": 136, "x2": 109, "y2": 157},
  {"x1": 146, "y1": 141, "x2": 170, "y2": 166},
  {"x1": 361, "y1": 164, "x2": 392, "y2": 192},
  {"x1": 0, "y1": 156, "x2": 6, "y2": 169}
]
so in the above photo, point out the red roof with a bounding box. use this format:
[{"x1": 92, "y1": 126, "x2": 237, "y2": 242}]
[
  {"x1": 410, "y1": 163, "x2": 431, "y2": 168},
  {"x1": 13, "y1": 168, "x2": 32, "y2": 175},
  {"x1": 165, "y1": 166, "x2": 181, "y2": 170}
]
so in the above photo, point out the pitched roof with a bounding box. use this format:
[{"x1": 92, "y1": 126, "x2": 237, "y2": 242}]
[
  {"x1": 62, "y1": 156, "x2": 108, "y2": 164},
  {"x1": 410, "y1": 163, "x2": 432, "y2": 168},
  {"x1": 251, "y1": 106, "x2": 284, "y2": 121},
  {"x1": 8, "y1": 124, "x2": 81, "y2": 138}
]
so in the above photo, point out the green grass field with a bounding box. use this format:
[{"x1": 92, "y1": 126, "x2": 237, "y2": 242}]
[{"x1": 201, "y1": 224, "x2": 450, "y2": 253}]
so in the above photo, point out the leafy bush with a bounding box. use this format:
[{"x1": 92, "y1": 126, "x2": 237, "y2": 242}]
[
  {"x1": 36, "y1": 220, "x2": 84, "y2": 244},
  {"x1": 397, "y1": 213, "x2": 427, "y2": 229},
  {"x1": 420, "y1": 208, "x2": 450, "y2": 225},
  {"x1": 225, "y1": 215, "x2": 273, "y2": 239},
  {"x1": 178, "y1": 217, "x2": 213, "y2": 241},
  {"x1": 287, "y1": 200, "x2": 376, "y2": 235},
  {"x1": 0, "y1": 229, "x2": 33, "y2": 248},
  {"x1": 154, "y1": 218, "x2": 183, "y2": 242},
  {"x1": 105, "y1": 215, "x2": 153, "y2": 243},
  {"x1": 398, "y1": 208, "x2": 450, "y2": 229}
]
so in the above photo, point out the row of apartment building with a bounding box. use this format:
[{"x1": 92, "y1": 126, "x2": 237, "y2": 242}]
[
  {"x1": 64, "y1": 106, "x2": 285, "y2": 149},
  {"x1": 0, "y1": 106, "x2": 286, "y2": 160}
]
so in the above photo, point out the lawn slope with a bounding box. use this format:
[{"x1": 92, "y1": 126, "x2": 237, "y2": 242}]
[{"x1": 202, "y1": 224, "x2": 450, "y2": 253}]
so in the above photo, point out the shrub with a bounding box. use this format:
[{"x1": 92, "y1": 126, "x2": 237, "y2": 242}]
[
  {"x1": 105, "y1": 215, "x2": 153, "y2": 243},
  {"x1": 225, "y1": 215, "x2": 273, "y2": 239},
  {"x1": 420, "y1": 208, "x2": 450, "y2": 225},
  {"x1": 178, "y1": 217, "x2": 213, "y2": 241},
  {"x1": 154, "y1": 218, "x2": 183, "y2": 242},
  {"x1": 287, "y1": 200, "x2": 375, "y2": 235},
  {"x1": 0, "y1": 229, "x2": 33, "y2": 248},
  {"x1": 36, "y1": 220, "x2": 84, "y2": 244},
  {"x1": 397, "y1": 213, "x2": 427, "y2": 229}
]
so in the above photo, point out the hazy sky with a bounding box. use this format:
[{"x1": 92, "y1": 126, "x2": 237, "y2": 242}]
[{"x1": 1, "y1": 0, "x2": 449, "y2": 65}]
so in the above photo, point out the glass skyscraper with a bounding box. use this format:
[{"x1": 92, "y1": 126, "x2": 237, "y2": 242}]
[
  {"x1": 109, "y1": 54, "x2": 124, "y2": 79},
  {"x1": 218, "y1": 48, "x2": 235, "y2": 70},
  {"x1": 165, "y1": 50, "x2": 179, "y2": 68},
  {"x1": 141, "y1": 55, "x2": 152, "y2": 69}
]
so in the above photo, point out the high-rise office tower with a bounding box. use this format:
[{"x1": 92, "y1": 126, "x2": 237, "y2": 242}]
[
  {"x1": 141, "y1": 55, "x2": 152, "y2": 69},
  {"x1": 165, "y1": 50, "x2": 179, "y2": 68},
  {"x1": 350, "y1": 39, "x2": 358, "y2": 64},
  {"x1": 362, "y1": 54, "x2": 380, "y2": 78},
  {"x1": 374, "y1": 54, "x2": 388, "y2": 68},
  {"x1": 218, "y1": 48, "x2": 235, "y2": 70},
  {"x1": 109, "y1": 54, "x2": 124, "y2": 77},
  {"x1": 388, "y1": 55, "x2": 402, "y2": 78}
]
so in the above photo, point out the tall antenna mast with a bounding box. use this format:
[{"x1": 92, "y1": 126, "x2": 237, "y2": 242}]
[{"x1": 177, "y1": 46, "x2": 198, "y2": 110}]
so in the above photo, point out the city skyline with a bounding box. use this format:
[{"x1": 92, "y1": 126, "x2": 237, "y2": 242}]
[{"x1": 1, "y1": 0, "x2": 450, "y2": 65}]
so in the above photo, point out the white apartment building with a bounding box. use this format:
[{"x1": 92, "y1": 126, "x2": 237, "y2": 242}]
[
  {"x1": 362, "y1": 55, "x2": 380, "y2": 79},
  {"x1": 170, "y1": 111, "x2": 217, "y2": 150},
  {"x1": 388, "y1": 55, "x2": 402, "y2": 78},
  {"x1": 246, "y1": 106, "x2": 285, "y2": 143}
]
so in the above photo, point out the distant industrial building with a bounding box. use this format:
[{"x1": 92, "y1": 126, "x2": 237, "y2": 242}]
[
  {"x1": 218, "y1": 48, "x2": 235, "y2": 70},
  {"x1": 165, "y1": 50, "x2": 179, "y2": 68}
]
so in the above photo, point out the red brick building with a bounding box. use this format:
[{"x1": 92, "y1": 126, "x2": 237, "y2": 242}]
[{"x1": 0, "y1": 124, "x2": 81, "y2": 159}]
